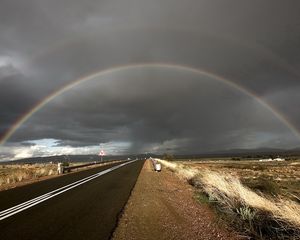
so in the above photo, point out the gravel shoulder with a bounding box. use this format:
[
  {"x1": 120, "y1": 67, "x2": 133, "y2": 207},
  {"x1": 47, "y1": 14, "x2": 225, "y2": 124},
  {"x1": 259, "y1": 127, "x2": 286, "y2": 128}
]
[{"x1": 112, "y1": 160, "x2": 241, "y2": 240}]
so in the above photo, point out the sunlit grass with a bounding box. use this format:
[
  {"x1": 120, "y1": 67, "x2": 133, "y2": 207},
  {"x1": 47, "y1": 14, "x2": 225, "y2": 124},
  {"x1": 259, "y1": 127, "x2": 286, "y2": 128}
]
[
  {"x1": 0, "y1": 160, "x2": 122, "y2": 188},
  {"x1": 157, "y1": 159, "x2": 300, "y2": 239},
  {"x1": 0, "y1": 164, "x2": 57, "y2": 186}
]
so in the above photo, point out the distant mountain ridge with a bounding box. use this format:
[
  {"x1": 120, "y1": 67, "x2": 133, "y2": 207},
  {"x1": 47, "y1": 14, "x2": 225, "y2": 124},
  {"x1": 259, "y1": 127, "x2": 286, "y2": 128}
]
[{"x1": 175, "y1": 147, "x2": 300, "y2": 158}]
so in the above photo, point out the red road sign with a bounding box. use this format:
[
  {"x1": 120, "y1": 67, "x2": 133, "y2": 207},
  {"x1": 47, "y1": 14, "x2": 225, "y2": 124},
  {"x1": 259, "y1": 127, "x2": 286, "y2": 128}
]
[{"x1": 99, "y1": 150, "x2": 105, "y2": 156}]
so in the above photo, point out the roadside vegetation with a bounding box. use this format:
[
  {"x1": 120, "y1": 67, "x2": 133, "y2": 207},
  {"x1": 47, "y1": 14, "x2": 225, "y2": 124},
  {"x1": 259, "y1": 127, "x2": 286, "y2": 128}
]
[
  {"x1": 0, "y1": 163, "x2": 57, "y2": 189},
  {"x1": 157, "y1": 159, "x2": 300, "y2": 239},
  {"x1": 183, "y1": 160, "x2": 300, "y2": 202},
  {"x1": 0, "y1": 160, "x2": 121, "y2": 191}
]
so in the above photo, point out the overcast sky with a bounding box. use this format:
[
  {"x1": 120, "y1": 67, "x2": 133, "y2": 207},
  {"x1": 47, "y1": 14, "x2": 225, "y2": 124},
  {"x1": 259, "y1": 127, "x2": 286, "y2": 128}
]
[{"x1": 1, "y1": 0, "x2": 300, "y2": 160}]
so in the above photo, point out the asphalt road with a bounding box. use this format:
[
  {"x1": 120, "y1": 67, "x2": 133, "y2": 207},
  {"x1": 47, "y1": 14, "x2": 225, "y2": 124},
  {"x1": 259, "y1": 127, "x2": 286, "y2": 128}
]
[{"x1": 0, "y1": 160, "x2": 144, "y2": 240}]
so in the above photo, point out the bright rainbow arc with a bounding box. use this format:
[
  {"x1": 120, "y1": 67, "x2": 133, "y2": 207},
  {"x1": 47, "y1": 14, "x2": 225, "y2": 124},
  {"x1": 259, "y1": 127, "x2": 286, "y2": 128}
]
[{"x1": 1, "y1": 63, "x2": 299, "y2": 145}]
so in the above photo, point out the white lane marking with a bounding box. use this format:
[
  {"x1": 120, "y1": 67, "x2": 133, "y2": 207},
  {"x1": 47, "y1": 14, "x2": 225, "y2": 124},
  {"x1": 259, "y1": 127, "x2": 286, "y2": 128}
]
[
  {"x1": 0, "y1": 160, "x2": 138, "y2": 221},
  {"x1": 0, "y1": 169, "x2": 104, "y2": 217}
]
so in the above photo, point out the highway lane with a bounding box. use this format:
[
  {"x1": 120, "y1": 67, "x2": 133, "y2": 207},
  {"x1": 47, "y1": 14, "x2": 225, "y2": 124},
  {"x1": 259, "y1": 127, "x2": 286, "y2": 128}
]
[
  {"x1": 0, "y1": 160, "x2": 144, "y2": 240},
  {"x1": 0, "y1": 161, "x2": 126, "y2": 211}
]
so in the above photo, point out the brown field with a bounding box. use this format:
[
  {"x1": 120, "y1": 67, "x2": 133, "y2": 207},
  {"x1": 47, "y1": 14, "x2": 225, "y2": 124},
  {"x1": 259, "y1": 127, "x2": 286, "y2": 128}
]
[
  {"x1": 157, "y1": 158, "x2": 300, "y2": 240},
  {"x1": 0, "y1": 163, "x2": 58, "y2": 190},
  {"x1": 179, "y1": 159, "x2": 300, "y2": 202}
]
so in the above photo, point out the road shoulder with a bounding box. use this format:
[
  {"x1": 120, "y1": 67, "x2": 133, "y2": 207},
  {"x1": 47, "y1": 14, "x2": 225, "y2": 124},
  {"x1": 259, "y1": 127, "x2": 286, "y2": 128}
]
[{"x1": 112, "y1": 160, "x2": 240, "y2": 240}]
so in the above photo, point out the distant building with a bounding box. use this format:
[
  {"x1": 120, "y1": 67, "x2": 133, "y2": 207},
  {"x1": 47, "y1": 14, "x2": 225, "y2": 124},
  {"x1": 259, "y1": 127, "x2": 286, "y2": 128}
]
[
  {"x1": 259, "y1": 158, "x2": 272, "y2": 162},
  {"x1": 259, "y1": 158, "x2": 285, "y2": 162}
]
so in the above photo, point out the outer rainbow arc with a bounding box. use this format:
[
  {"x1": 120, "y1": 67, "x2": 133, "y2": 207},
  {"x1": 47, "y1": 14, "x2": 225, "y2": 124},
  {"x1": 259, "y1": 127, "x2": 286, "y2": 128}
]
[{"x1": 1, "y1": 62, "x2": 299, "y2": 145}]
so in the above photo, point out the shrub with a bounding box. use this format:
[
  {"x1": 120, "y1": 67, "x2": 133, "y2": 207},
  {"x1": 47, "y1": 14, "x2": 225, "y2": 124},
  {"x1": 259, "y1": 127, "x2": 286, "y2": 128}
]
[
  {"x1": 245, "y1": 176, "x2": 281, "y2": 197},
  {"x1": 162, "y1": 153, "x2": 174, "y2": 161}
]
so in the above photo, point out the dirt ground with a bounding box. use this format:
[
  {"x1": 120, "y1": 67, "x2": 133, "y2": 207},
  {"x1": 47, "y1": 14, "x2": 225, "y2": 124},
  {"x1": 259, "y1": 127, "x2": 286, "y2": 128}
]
[{"x1": 112, "y1": 160, "x2": 240, "y2": 240}]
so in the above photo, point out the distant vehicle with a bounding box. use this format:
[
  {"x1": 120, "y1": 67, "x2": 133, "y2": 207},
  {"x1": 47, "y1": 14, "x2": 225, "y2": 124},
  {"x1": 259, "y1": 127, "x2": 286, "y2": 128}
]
[{"x1": 154, "y1": 163, "x2": 161, "y2": 172}]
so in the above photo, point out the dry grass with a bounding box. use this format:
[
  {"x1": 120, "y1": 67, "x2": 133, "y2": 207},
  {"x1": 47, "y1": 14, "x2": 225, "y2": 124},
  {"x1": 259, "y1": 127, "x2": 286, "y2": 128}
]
[
  {"x1": 0, "y1": 160, "x2": 122, "y2": 190},
  {"x1": 156, "y1": 159, "x2": 300, "y2": 239},
  {"x1": 183, "y1": 160, "x2": 300, "y2": 201},
  {"x1": 0, "y1": 163, "x2": 57, "y2": 187}
]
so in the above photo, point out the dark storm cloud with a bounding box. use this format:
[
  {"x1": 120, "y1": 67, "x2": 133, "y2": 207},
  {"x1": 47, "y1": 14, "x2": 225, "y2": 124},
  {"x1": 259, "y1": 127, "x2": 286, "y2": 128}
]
[
  {"x1": 1, "y1": 0, "x2": 300, "y2": 158},
  {"x1": 8, "y1": 68, "x2": 300, "y2": 154}
]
